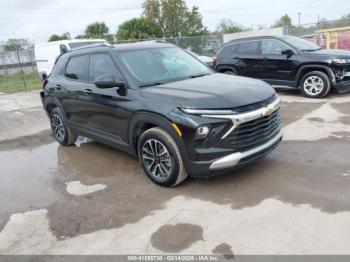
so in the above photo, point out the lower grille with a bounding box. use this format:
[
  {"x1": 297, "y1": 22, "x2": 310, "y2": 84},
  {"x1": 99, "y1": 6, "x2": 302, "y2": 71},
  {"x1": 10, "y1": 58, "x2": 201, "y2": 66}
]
[{"x1": 225, "y1": 110, "x2": 281, "y2": 151}]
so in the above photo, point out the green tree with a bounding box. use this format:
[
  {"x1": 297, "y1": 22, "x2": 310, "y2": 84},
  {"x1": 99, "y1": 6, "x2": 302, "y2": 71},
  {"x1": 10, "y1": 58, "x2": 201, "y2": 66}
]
[
  {"x1": 216, "y1": 19, "x2": 244, "y2": 34},
  {"x1": 143, "y1": 0, "x2": 205, "y2": 37},
  {"x1": 4, "y1": 38, "x2": 29, "y2": 51},
  {"x1": 273, "y1": 14, "x2": 293, "y2": 28},
  {"x1": 48, "y1": 32, "x2": 70, "y2": 42},
  {"x1": 84, "y1": 22, "x2": 109, "y2": 38},
  {"x1": 117, "y1": 18, "x2": 161, "y2": 40}
]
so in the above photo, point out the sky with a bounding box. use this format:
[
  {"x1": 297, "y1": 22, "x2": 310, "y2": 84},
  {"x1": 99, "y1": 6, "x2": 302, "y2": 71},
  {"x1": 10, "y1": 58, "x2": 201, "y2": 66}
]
[{"x1": 0, "y1": 0, "x2": 349, "y2": 43}]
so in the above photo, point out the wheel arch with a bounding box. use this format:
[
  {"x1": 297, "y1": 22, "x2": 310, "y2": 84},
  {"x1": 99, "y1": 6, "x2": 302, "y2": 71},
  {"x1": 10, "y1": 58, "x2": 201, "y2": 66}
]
[
  {"x1": 43, "y1": 96, "x2": 68, "y2": 119},
  {"x1": 128, "y1": 111, "x2": 188, "y2": 161},
  {"x1": 215, "y1": 65, "x2": 237, "y2": 74},
  {"x1": 296, "y1": 65, "x2": 335, "y2": 88}
]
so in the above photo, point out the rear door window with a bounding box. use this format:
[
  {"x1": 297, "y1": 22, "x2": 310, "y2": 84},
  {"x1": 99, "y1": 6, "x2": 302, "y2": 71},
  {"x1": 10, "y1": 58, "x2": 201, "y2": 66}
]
[
  {"x1": 236, "y1": 41, "x2": 261, "y2": 55},
  {"x1": 88, "y1": 53, "x2": 121, "y2": 82},
  {"x1": 65, "y1": 55, "x2": 87, "y2": 81}
]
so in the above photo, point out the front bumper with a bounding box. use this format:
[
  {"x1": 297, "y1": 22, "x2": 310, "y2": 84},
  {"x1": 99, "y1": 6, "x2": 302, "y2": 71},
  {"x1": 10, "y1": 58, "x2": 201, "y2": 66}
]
[
  {"x1": 186, "y1": 131, "x2": 282, "y2": 178},
  {"x1": 334, "y1": 80, "x2": 350, "y2": 94},
  {"x1": 209, "y1": 131, "x2": 282, "y2": 170},
  {"x1": 183, "y1": 95, "x2": 282, "y2": 178}
]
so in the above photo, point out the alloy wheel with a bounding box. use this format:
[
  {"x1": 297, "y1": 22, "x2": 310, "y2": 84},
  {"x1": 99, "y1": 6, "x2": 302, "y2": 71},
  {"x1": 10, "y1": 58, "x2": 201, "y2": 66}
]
[
  {"x1": 51, "y1": 113, "x2": 65, "y2": 142},
  {"x1": 142, "y1": 139, "x2": 173, "y2": 182},
  {"x1": 303, "y1": 75, "x2": 324, "y2": 96}
]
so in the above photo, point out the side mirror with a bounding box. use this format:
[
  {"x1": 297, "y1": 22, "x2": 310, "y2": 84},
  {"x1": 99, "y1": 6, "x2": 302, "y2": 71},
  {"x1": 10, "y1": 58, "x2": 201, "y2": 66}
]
[
  {"x1": 94, "y1": 74, "x2": 125, "y2": 89},
  {"x1": 281, "y1": 49, "x2": 295, "y2": 57}
]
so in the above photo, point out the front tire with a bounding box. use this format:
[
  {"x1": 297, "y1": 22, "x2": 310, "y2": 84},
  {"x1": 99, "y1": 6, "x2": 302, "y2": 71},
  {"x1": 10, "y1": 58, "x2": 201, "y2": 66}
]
[
  {"x1": 138, "y1": 127, "x2": 188, "y2": 187},
  {"x1": 50, "y1": 107, "x2": 77, "y2": 146},
  {"x1": 300, "y1": 71, "x2": 331, "y2": 98}
]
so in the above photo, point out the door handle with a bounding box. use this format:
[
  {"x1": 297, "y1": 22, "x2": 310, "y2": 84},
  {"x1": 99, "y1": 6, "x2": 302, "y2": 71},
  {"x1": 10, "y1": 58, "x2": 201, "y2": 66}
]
[
  {"x1": 54, "y1": 84, "x2": 62, "y2": 90},
  {"x1": 83, "y1": 88, "x2": 93, "y2": 94}
]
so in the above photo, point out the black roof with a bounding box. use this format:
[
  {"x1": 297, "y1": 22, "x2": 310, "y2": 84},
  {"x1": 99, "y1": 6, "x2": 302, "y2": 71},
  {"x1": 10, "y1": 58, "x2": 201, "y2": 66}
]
[{"x1": 228, "y1": 35, "x2": 281, "y2": 43}]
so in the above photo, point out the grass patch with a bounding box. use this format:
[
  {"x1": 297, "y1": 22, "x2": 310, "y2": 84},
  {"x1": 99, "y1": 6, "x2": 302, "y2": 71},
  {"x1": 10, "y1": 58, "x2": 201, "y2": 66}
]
[{"x1": 0, "y1": 72, "x2": 41, "y2": 93}]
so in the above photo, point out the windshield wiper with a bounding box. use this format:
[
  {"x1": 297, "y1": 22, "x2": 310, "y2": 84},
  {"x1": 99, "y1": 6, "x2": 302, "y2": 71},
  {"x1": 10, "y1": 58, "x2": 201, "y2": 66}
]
[
  {"x1": 189, "y1": 73, "x2": 210, "y2": 78},
  {"x1": 139, "y1": 82, "x2": 164, "y2": 88}
]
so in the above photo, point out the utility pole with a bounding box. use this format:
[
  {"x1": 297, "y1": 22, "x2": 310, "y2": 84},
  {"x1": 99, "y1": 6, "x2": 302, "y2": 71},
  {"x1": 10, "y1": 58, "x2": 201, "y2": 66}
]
[{"x1": 298, "y1": 12, "x2": 301, "y2": 27}]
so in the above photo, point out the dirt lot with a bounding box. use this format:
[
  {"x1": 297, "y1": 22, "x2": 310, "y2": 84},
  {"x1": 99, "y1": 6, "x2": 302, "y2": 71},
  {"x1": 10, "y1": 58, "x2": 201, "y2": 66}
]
[{"x1": 0, "y1": 90, "x2": 349, "y2": 255}]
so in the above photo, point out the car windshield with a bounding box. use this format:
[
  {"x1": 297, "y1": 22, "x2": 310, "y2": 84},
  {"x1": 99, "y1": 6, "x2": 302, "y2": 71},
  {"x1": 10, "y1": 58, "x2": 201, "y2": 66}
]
[
  {"x1": 118, "y1": 47, "x2": 212, "y2": 86},
  {"x1": 280, "y1": 36, "x2": 321, "y2": 51}
]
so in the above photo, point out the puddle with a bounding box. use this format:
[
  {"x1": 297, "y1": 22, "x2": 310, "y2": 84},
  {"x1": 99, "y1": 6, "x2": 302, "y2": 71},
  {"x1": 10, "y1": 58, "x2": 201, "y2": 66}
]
[
  {"x1": 151, "y1": 224, "x2": 204, "y2": 252},
  {"x1": 213, "y1": 243, "x2": 234, "y2": 259}
]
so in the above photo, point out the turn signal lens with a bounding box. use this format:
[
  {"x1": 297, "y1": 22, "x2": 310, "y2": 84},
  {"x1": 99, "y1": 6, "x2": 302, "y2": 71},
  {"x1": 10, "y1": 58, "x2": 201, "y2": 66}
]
[{"x1": 172, "y1": 123, "x2": 182, "y2": 137}]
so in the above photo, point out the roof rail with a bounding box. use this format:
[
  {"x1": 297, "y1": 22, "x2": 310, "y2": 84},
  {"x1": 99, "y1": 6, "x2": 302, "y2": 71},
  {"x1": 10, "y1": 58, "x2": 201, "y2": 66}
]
[{"x1": 70, "y1": 42, "x2": 112, "y2": 52}]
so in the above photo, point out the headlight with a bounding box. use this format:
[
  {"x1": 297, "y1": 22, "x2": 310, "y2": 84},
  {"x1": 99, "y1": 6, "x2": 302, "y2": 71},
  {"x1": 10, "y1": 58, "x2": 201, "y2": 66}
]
[
  {"x1": 181, "y1": 108, "x2": 233, "y2": 115},
  {"x1": 331, "y1": 58, "x2": 350, "y2": 64}
]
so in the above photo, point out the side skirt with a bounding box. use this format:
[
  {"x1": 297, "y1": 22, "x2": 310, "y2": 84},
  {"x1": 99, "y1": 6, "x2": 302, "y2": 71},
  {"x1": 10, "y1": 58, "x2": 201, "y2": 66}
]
[{"x1": 68, "y1": 121, "x2": 136, "y2": 156}]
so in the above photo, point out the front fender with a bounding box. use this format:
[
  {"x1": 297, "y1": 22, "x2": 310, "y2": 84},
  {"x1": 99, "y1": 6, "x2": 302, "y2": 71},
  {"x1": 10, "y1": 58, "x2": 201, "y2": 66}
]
[{"x1": 128, "y1": 111, "x2": 190, "y2": 168}]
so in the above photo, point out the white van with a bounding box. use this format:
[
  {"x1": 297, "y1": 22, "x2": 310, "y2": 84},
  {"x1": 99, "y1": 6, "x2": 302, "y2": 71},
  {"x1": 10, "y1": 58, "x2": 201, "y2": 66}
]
[{"x1": 34, "y1": 39, "x2": 106, "y2": 80}]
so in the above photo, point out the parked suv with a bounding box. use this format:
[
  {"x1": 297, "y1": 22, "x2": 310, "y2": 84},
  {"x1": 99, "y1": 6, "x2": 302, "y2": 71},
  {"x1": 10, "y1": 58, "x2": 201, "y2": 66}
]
[
  {"x1": 214, "y1": 35, "x2": 350, "y2": 98},
  {"x1": 41, "y1": 42, "x2": 282, "y2": 187}
]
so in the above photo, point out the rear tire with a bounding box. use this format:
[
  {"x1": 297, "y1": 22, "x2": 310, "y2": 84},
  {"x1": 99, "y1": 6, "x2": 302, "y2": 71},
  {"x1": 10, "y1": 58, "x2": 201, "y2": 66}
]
[
  {"x1": 138, "y1": 127, "x2": 188, "y2": 187},
  {"x1": 50, "y1": 107, "x2": 77, "y2": 146},
  {"x1": 300, "y1": 71, "x2": 331, "y2": 98}
]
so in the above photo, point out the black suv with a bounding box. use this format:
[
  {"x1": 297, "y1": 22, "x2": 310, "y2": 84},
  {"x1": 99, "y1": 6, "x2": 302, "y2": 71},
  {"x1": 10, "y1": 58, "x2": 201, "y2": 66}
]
[
  {"x1": 41, "y1": 42, "x2": 282, "y2": 187},
  {"x1": 214, "y1": 35, "x2": 350, "y2": 98}
]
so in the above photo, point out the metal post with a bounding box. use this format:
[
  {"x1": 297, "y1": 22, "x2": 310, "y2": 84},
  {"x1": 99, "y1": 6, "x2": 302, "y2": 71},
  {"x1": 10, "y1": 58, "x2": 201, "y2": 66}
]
[
  {"x1": 201, "y1": 36, "x2": 204, "y2": 55},
  {"x1": 16, "y1": 46, "x2": 27, "y2": 90}
]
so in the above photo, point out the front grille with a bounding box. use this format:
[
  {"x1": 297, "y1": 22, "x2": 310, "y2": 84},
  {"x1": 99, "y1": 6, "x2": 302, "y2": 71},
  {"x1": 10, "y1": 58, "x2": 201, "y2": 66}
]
[
  {"x1": 225, "y1": 110, "x2": 281, "y2": 151},
  {"x1": 232, "y1": 94, "x2": 277, "y2": 114}
]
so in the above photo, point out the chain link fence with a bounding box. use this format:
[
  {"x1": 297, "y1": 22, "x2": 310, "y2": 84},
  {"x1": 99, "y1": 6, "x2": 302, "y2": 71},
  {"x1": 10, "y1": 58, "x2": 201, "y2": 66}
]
[
  {"x1": 0, "y1": 43, "x2": 40, "y2": 93},
  {"x1": 286, "y1": 20, "x2": 350, "y2": 50},
  {"x1": 0, "y1": 19, "x2": 349, "y2": 93},
  {"x1": 111, "y1": 35, "x2": 223, "y2": 56}
]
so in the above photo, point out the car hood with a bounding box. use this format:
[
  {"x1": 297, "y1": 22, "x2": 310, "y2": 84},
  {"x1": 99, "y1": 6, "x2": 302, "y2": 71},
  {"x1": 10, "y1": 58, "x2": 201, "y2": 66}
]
[
  {"x1": 140, "y1": 73, "x2": 275, "y2": 109},
  {"x1": 197, "y1": 55, "x2": 213, "y2": 63},
  {"x1": 304, "y1": 49, "x2": 350, "y2": 58}
]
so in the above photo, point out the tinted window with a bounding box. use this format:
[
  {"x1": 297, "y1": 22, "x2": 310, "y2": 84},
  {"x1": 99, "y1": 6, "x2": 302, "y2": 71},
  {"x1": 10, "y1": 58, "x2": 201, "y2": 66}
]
[
  {"x1": 230, "y1": 44, "x2": 237, "y2": 53},
  {"x1": 262, "y1": 39, "x2": 290, "y2": 55},
  {"x1": 88, "y1": 53, "x2": 119, "y2": 82},
  {"x1": 65, "y1": 55, "x2": 86, "y2": 80},
  {"x1": 236, "y1": 41, "x2": 260, "y2": 55}
]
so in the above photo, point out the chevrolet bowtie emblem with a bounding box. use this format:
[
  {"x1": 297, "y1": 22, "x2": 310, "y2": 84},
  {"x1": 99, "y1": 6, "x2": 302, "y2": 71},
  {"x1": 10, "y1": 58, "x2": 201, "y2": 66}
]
[{"x1": 263, "y1": 106, "x2": 274, "y2": 117}]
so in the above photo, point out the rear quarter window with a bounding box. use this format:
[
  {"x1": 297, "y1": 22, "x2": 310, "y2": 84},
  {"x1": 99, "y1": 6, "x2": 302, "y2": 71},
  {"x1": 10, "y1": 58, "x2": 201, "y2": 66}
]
[
  {"x1": 65, "y1": 55, "x2": 87, "y2": 81},
  {"x1": 236, "y1": 41, "x2": 261, "y2": 55},
  {"x1": 217, "y1": 45, "x2": 232, "y2": 57},
  {"x1": 50, "y1": 55, "x2": 67, "y2": 76}
]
